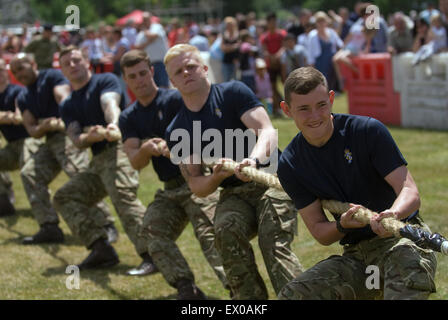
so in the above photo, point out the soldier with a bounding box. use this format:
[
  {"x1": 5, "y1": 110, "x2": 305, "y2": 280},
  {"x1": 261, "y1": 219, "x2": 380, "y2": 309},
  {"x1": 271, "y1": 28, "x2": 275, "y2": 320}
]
[
  {"x1": 10, "y1": 53, "x2": 117, "y2": 245},
  {"x1": 164, "y1": 44, "x2": 303, "y2": 299},
  {"x1": 119, "y1": 49, "x2": 228, "y2": 298},
  {"x1": 24, "y1": 24, "x2": 60, "y2": 70},
  {"x1": 0, "y1": 57, "x2": 41, "y2": 217},
  {"x1": 54, "y1": 46, "x2": 156, "y2": 273},
  {"x1": 277, "y1": 67, "x2": 437, "y2": 300}
]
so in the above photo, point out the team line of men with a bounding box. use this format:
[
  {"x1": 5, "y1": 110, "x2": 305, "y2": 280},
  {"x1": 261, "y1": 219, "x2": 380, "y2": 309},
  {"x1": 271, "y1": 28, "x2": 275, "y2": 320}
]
[{"x1": 0, "y1": 44, "x2": 437, "y2": 300}]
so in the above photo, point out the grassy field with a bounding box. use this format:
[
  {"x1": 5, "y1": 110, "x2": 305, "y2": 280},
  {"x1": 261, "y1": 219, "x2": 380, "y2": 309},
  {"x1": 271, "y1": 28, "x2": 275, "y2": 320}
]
[{"x1": 1, "y1": 93, "x2": 447, "y2": 300}]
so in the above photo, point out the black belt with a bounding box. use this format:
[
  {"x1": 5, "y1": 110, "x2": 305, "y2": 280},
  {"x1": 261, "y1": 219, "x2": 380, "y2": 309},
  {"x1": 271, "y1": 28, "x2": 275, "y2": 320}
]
[{"x1": 163, "y1": 175, "x2": 186, "y2": 190}]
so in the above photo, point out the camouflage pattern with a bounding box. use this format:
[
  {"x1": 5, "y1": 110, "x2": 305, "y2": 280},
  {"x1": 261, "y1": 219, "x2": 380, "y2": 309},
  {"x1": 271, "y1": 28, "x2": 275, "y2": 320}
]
[
  {"x1": 142, "y1": 182, "x2": 228, "y2": 288},
  {"x1": 214, "y1": 182, "x2": 303, "y2": 300},
  {"x1": 20, "y1": 132, "x2": 115, "y2": 228},
  {"x1": 0, "y1": 172, "x2": 13, "y2": 196},
  {"x1": 0, "y1": 138, "x2": 43, "y2": 195},
  {"x1": 53, "y1": 142, "x2": 147, "y2": 251},
  {"x1": 278, "y1": 218, "x2": 437, "y2": 300}
]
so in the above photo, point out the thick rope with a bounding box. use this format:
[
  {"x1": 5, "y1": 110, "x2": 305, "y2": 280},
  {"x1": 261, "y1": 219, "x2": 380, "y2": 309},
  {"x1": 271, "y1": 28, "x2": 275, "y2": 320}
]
[
  {"x1": 0, "y1": 111, "x2": 22, "y2": 123},
  {"x1": 155, "y1": 143, "x2": 423, "y2": 239}
]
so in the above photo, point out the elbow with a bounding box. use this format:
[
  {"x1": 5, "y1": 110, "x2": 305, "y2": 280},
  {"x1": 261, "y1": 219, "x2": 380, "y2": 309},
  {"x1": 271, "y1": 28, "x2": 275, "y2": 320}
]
[{"x1": 316, "y1": 238, "x2": 334, "y2": 246}]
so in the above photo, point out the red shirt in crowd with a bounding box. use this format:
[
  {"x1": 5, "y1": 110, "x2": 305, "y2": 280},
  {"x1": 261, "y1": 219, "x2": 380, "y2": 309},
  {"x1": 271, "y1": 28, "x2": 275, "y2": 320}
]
[{"x1": 260, "y1": 29, "x2": 287, "y2": 54}]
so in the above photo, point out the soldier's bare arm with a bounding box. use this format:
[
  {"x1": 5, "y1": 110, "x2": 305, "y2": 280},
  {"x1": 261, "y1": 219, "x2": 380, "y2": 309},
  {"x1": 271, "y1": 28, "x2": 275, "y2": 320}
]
[
  {"x1": 21, "y1": 109, "x2": 53, "y2": 138},
  {"x1": 123, "y1": 137, "x2": 165, "y2": 170},
  {"x1": 180, "y1": 157, "x2": 232, "y2": 197},
  {"x1": 53, "y1": 84, "x2": 71, "y2": 105},
  {"x1": 66, "y1": 120, "x2": 104, "y2": 149},
  {"x1": 100, "y1": 92, "x2": 121, "y2": 126}
]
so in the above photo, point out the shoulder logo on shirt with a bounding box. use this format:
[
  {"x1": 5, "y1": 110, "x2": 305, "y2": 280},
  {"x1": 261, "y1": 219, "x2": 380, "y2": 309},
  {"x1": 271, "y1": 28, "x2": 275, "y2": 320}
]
[
  {"x1": 344, "y1": 148, "x2": 353, "y2": 164},
  {"x1": 215, "y1": 107, "x2": 222, "y2": 118},
  {"x1": 158, "y1": 110, "x2": 163, "y2": 121}
]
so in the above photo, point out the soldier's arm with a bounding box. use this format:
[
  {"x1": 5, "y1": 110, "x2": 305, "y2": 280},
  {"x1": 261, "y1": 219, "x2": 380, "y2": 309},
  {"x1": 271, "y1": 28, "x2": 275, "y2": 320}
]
[
  {"x1": 123, "y1": 137, "x2": 166, "y2": 171},
  {"x1": 66, "y1": 121, "x2": 104, "y2": 149},
  {"x1": 180, "y1": 158, "x2": 233, "y2": 198},
  {"x1": 53, "y1": 84, "x2": 71, "y2": 105},
  {"x1": 21, "y1": 109, "x2": 53, "y2": 138},
  {"x1": 100, "y1": 91, "x2": 122, "y2": 141},
  {"x1": 100, "y1": 92, "x2": 121, "y2": 126}
]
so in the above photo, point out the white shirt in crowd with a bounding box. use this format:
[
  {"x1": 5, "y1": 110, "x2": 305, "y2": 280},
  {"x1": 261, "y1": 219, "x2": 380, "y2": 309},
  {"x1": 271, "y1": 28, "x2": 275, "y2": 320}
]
[{"x1": 135, "y1": 23, "x2": 168, "y2": 63}]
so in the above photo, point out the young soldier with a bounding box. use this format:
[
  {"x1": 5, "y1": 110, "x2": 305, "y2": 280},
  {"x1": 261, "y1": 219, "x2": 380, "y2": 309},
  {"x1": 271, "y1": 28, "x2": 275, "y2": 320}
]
[
  {"x1": 10, "y1": 53, "x2": 117, "y2": 245},
  {"x1": 277, "y1": 67, "x2": 437, "y2": 300},
  {"x1": 55, "y1": 46, "x2": 156, "y2": 273},
  {"x1": 119, "y1": 49, "x2": 227, "y2": 298},
  {"x1": 0, "y1": 57, "x2": 41, "y2": 217},
  {"x1": 164, "y1": 44, "x2": 303, "y2": 300}
]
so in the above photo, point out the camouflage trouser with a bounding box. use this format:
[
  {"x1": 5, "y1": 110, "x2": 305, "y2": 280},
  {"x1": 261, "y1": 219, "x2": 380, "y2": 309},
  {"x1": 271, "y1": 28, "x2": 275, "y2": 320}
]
[
  {"x1": 20, "y1": 132, "x2": 115, "y2": 227},
  {"x1": 53, "y1": 142, "x2": 146, "y2": 252},
  {"x1": 214, "y1": 182, "x2": 303, "y2": 300},
  {"x1": 279, "y1": 218, "x2": 437, "y2": 300},
  {"x1": 142, "y1": 181, "x2": 228, "y2": 288},
  {"x1": 0, "y1": 138, "x2": 43, "y2": 195}
]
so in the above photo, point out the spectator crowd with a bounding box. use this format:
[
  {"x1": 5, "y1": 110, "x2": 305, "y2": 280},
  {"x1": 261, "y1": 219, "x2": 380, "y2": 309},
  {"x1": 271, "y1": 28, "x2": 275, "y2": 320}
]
[{"x1": 2, "y1": 1, "x2": 448, "y2": 116}]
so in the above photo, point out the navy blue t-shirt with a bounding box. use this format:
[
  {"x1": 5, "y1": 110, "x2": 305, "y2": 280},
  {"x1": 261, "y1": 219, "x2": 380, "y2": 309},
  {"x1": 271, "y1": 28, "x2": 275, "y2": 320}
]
[
  {"x1": 278, "y1": 114, "x2": 407, "y2": 245},
  {"x1": 0, "y1": 84, "x2": 29, "y2": 142},
  {"x1": 166, "y1": 81, "x2": 263, "y2": 187},
  {"x1": 60, "y1": 73, "x2": 126, "y2": 155},
  {"x1": 119, "y1": 88, "x2": 183, "y2": 182},
  {"x1": 17, "y1": 69, "x2": 69, "y2": 119}
]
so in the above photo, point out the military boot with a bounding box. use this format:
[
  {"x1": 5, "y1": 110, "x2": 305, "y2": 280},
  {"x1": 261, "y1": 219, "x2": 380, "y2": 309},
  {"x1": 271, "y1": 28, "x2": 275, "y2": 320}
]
[
  {"x1": 176, "y1": 279, "x2": 207, "y2": 300},
  {"x1": 126, "y1": 252, "x2": 159, "y2": 276},
  {"x1": 0, "y1": 193, "x2": 15, "y2": 217},
  {"x1": 77, "y1": 238, "x2": 119, "y2": 270},
  {"x1": 22, "y1": 223, "x2": 64, "y2": 244}
]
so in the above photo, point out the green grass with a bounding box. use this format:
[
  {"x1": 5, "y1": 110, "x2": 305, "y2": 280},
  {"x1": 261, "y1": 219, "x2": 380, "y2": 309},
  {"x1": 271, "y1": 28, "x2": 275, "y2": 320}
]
[{"x1": 1, "y1": 93, "x2": 447, "y2": 299}]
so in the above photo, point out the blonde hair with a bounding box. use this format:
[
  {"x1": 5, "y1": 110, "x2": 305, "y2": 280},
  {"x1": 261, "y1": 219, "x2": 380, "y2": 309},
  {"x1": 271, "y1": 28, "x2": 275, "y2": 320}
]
[
  {"x1": 314, "y1": 11, "x2": 331, "y2": 24},
  {"x1": 164, "y1": 44, "x2": 205, "y2": 66}
]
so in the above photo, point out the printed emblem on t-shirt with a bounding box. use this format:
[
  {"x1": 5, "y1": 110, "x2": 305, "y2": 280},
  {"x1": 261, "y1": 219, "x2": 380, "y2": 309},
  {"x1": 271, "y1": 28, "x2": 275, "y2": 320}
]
[
  {"x1": 215, "y1": 107, "x2": 222, "y2": 118},
  {"x1": 344, "y1": 148, "x2": 353, "y2": 164}
]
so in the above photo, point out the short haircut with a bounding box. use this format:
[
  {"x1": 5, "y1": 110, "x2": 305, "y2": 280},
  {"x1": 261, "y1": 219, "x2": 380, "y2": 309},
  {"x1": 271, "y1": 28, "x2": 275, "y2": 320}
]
[
  {"x1": 10, "y1": 52, "x2": 35, "y2": 68},
  {"x1": 164, "y1": 44, "x2": 204, "y2": 66},
  {"x1": 120, "y1": 50, "x2": 152, "y2": 76},
  {"x1": 284, "y1": 67, "x2": 328, "y2": 104},
  {"x1": 59, "y1": 45, "x2": 87, "y2": 61}
]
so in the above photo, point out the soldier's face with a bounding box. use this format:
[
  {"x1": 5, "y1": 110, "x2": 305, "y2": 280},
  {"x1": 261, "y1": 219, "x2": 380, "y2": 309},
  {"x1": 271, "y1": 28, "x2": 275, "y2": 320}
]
[
  {"x1": 10, "y1": 59, "x2": 37, "y2": 86},
  {"x1": 60, "y1": 50, "x2": 90, "y2": 83},
  {"x1": 166, "y1": 52, "x2": 208, "y2": 95},
  {"x1": 123, "y1": 61, "x2": 156, "y2": 100},
  {"x1": 281, "y1": 85, "x2": 335, "y2": 147}
]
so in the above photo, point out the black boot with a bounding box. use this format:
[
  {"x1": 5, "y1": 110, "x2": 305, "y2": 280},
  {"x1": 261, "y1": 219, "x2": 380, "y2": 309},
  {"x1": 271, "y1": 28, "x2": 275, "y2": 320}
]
[
  {"x1": 77, "y1": 238, "x2": 119, "y2": 270},
  {"x1": 22, "y1": 223, "x2": 64, "y2": 244},
  {"x1": 0, "y1": 193, "x2": 15, "y2": 217},
  {"x1": 176, "y1": 279, "x2": 207, "y2": 300},
  {"x1": 104, "y1": 223, "x2": 119, "y2": 243},
  {"x1": 126, "y1": 252, "x2": 159, "y2": 276}
]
